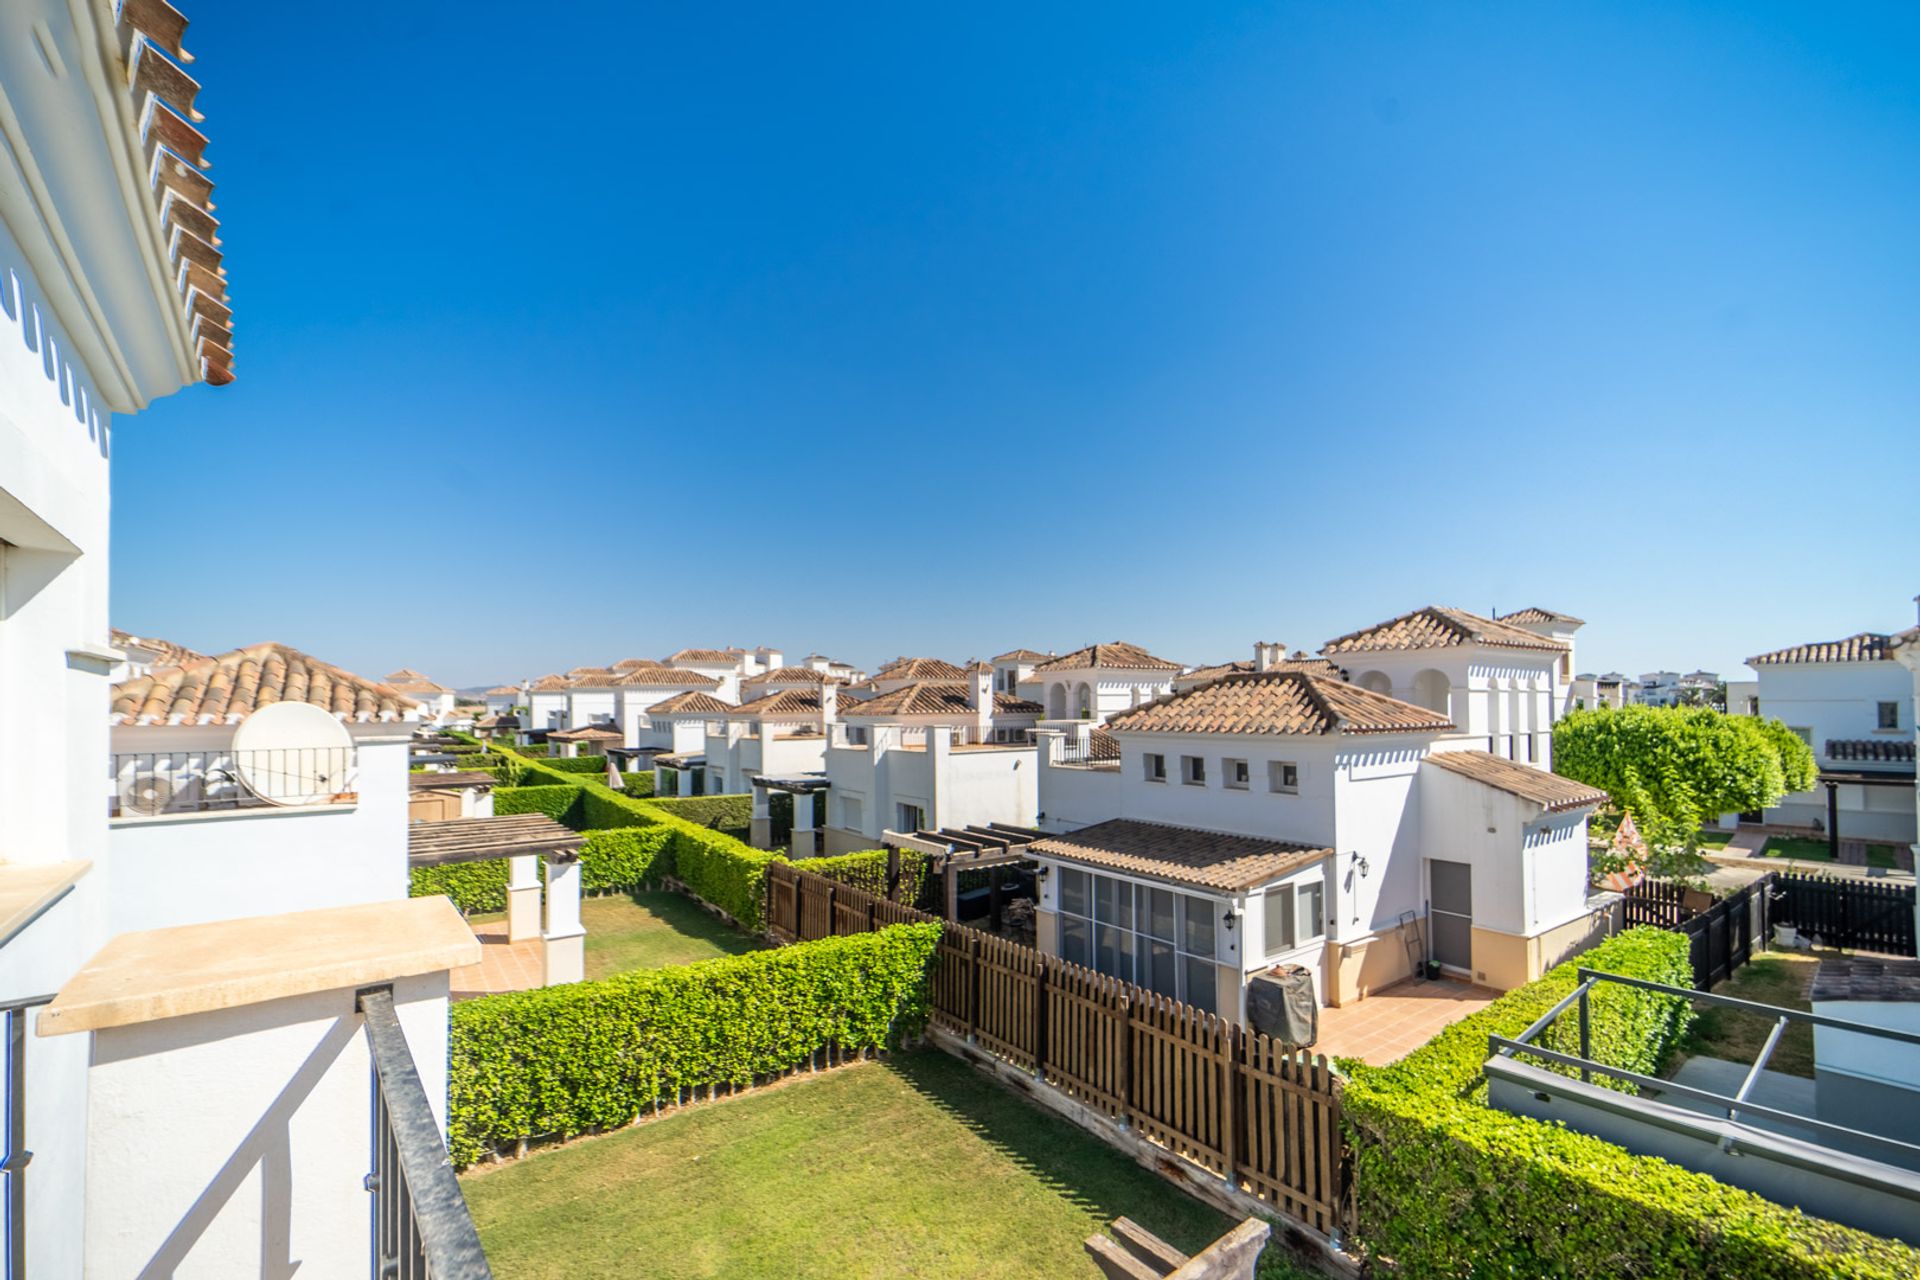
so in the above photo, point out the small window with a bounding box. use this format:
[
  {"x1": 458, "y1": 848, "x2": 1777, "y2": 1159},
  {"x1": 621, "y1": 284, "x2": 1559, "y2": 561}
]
[
  {"x1": 1224, "y1": 758, "x2": 1249, "y2": 790},
  {"x1": 1144, "y1": 752, "x2": 1166, "y2": 782},
  {"x1": 1298, "y1": 881, "x2": 1325, "y2": 942},
  {"x1": 1181, "y1": 896, "x2": 1216, "y2": 959},
  {"x1": 1264, "y1": 885, "x2": 1296, "y2": 955},
  {"x1": 1181, "y1": 755, "x2": 1206, "y2": 786},
  {"x1": 1059, "y1": 868, "x2": 1090, "y2": 917},
  {"x1": 839, "y1": 795, "x2": 862, "y2": 831},
  {"x1": 1790, "y1": 726, "x2": 1813, "y2": 747},
  {"x1": 1879, "y1": 701, "x2": 1900, "y2": 730},
  {"x1": 897, "y1": 802, "x2": 926, "y2": 833},
  {"x1": 1268, "y1": 761, "x2": 1299, "y2": 794}
]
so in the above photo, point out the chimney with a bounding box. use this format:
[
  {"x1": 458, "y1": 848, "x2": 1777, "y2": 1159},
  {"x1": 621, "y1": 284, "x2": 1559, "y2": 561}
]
[
  {"x1": 970, "y1": 664, "x2": 993, "y2": 711},
  {"x1": 1254, "y1": 641, "x2": 1286, "y2": 672},
  {"x1": 821, "y1": 682, "x2": 838, "y2": 723}
]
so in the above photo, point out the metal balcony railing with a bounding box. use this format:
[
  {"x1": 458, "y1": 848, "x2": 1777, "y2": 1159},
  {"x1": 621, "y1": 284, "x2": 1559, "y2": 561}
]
[
  {"x1": 108, "y1": 748, "x2": 358, "y2": 818},
  {"x1": 359, "y1": 987, "x2": 491, "y2": 1279},
  {"x1": 2, "y1": 995, "x2": 53, "y2": 1280}
]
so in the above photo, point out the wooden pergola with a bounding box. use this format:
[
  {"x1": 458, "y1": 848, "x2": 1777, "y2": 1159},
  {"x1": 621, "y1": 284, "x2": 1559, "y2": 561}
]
[
  {"x1": 882, "y1": 823, "x2": 1044, "y2": 925},
  {"x1": 408, "y1": 814, "x2": 588, "y2": 986},
  {"x1": 407, "y1": 813, "x2": 582, "y2": 868}
]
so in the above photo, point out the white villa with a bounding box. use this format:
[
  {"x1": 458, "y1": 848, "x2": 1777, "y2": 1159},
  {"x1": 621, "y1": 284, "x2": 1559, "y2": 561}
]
[
  {"x1": 0, "y1": 7, "x2": 484, "y2": 1273},
  {"x1": 1746, "y1": 631, "x2": 1917, "y2": 847},
  {"x1": 1028, "y1": 670, "x2": 1613, "y2": 1021},
  {"x1": 1174, "y1": 643, "x2": 1340, "y2": 694},
  {"x1": 1025, "y1": 641, "x2": 1184, "y2": 722},
  {"x1": 1321, "y1": 605, "x2": 1576, "y2": 767},
  {"x1": 482, "y1": 682, "x2": 524, "y2": 716},
  {"x1": 991, "y1": 648, "x2": 1053, "y2": 695},
  {"x1": 701, "y1": 686, "x2": 835, "y2": 800},
  {"x1": 384, "y1": 667, "x2": 458, "y2": 721}
]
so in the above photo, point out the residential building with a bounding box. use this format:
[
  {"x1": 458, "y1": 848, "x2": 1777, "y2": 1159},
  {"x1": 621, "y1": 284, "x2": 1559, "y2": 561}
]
[
  {"x1": 820, "y1": 667, "x2": 1046, "y2": 853},
  {"x1": 525, "y1": 672, "x2": 574, "y2": 731},
  {"x1": 1029, "y1": 671, "x2": 1612, "y2": 1022},
  {"x1": 1321, "y1": 605, "x2": 1571, "y2": 766},
  {"x1": 1174, "y1": 642, "x2": 1340, "y2": 694},
  {"x1": 1635, "y1": 669, "x2": 1719, "y2": 707},
  {"x1": 483, "y1": 682, "x2": 524, "y2": 716},
  {"x1": 384, "y1": 667, "x2": 458, "y2": 721},
  {"x1": 665, "y1": 647, "x2": 749, "y2": 700},
  {"x1": 1026, "y1": 641, "x2": 1184, "y2": 722},
  {"x1": 991, "y1": 648, "x2": 1053, "y2": 695},
  {"x1": 1492, "y1": 607, "x2": 1584, "y2": 716},
  {"x1": 643, "y1": 690, "x2": 734, "y2": 791},
  {"x1": 108, "y1": 628, "x2": 206, "y2": 680},
  {"x1": 616, "y1": 666, "x2": 728, "y2": 747},
  {"x1": 1746, "y1": 632, "x2": 1916, "y2": 845},
  {"x1": 1570, "y1": 671, "x2": 1640, "y2": 710},
  {"x1": 801, "y1": 651, "x2": 865, "y2": 682},
  {"x1": 1725, "y1": 679, "x2": 1760, "y2": 716},
  {"x1": 700, "y1": 686, "x2": 834, "y2": 798},
  {"x1": 0, "y1": 8, "x2": 478, "y2": 1274}
]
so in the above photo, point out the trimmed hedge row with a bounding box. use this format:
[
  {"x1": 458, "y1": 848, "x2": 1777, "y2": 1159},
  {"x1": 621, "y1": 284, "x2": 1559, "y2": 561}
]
[
  {"x1": 492, "y1": 784, "x2": 585, "y2": 825},
  {"x1": 646, "y1": 793, "x2": 752, "y2": 830},
  {"x1": 408, "y1": 825, "x2": 678, "y2": 914},
  {"x1": 1343, "y1": 928, "x2": 1920, "y2": 1278},
  {"x1": 541, "y1": 755, "x2": 611, "y2": 774},
  {"x1": 446, "y1": 922, "x2": 942, "y2": 1166},
  {"x1": 796, "y1": 846, "x2": 928, "y2": 902}
]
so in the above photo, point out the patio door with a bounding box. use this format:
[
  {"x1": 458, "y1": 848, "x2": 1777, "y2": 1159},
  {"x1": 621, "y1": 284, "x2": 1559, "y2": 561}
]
[{"x1": 1427, "y1": 859, "x2": 1472, "y2": 973}]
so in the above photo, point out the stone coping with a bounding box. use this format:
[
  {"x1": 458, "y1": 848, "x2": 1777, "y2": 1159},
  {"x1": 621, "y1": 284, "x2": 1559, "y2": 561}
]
[
  {"x1": 38, "y1": 896, "x2": 479, "y2": 1037},
  {"x1": 0, "y1": 860, "x2": 91, "y2": 947}
]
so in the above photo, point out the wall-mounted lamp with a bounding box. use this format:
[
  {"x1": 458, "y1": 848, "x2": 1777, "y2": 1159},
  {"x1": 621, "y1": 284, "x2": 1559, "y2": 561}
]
[
  {"x1": 1035, "y1": 864, "x2": 1051, "y2": 880},
  {"x1": 1351, "y1": 852, "x2": 1371, "y2": 878},
  {"x1": 1221, "y1": 905, "x2": 1239, "y2": 931}
]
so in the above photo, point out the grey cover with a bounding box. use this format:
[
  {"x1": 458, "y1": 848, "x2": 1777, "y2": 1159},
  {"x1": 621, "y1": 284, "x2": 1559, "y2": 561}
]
[{"x1": 1246, "y1": 964, "x2": 1317, "y2": 1048}]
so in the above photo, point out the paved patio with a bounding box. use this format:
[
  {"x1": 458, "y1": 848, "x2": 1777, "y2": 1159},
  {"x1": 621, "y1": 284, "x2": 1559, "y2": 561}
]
[
  {"x1": 1314, "y1": 976, "x2": 1500, "y2": 1065},
  {"x1": 449, "y1": 920, "x2": 544, "y2": 999}
]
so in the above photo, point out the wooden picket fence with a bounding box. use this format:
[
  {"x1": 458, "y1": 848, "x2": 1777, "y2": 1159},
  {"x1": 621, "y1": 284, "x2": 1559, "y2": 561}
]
[{"x1": 765, "y1": 861, "x2": 1352, "y2": 1236}]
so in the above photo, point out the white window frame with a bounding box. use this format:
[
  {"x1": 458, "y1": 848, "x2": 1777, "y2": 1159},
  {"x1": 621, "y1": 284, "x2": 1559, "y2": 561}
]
[
  {"x1": 1181, "y1": 755, "x2": 1206, "y2": 786},
  {"x1": 1224, "y1": 758, "x2": 1249, "y2": 790},
  {"x1": 1268, "y1": 760, "x2": 1299, "y2": 794},
  {"x1": 1143, "y1": 752, "x2": 1166, "y2": 782},
  {"x1": 1053, "y1": 868, "x2": 1223, "y2": 1014}
]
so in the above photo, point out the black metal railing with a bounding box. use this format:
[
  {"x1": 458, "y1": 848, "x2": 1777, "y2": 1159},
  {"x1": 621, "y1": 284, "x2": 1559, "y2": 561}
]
[
  {"x1": 359, "y1": 987, "x2": 490, "y2": 1279},
  {"x1": 2, "y1": 995, "x2": 53, "y2": 1280},
  {"x1": 108, "y1": 748, "x2": 358, "y2": 818}
]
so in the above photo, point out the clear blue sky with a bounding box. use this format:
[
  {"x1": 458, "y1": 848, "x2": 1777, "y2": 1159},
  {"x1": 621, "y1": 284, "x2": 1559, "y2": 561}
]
[{"x1": 116, "y1": 1, "x2": 1920, "y2": 687}]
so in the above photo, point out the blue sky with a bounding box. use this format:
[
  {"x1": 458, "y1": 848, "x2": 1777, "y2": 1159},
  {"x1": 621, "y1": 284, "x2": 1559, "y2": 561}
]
[{"x1": 117, "y1": 2, "x2": 1920, "y2": 687}]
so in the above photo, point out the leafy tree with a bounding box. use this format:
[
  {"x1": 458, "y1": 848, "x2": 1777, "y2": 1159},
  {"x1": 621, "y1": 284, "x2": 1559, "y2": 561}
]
[{"x1": 1553, "y1": 705, "x2": 1816, "y2": 881}]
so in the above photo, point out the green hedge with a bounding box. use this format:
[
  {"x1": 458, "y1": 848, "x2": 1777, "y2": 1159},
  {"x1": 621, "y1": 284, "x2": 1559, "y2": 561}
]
[
  {"x1": 542, "y1": 755, "x2": 611, "y2": 774},
  {"x1": 446, "y1": 923, "x2": 942, "y2": 1166},
  {"x1": 797, "y1": 847, "x2": 927, "y2": 902},
  {"x1": 1343, "y1": 929, "x2": 1920, "y2": 1278},
  {"x1": 409, "y1": 826, "x2": 678, "y2": 914},
  {"x1": 647, "y1": 793, "x2": 753, "y2": 828},
  {"x1": 492, "y1": 784, "x2": 586, "y2": 826}
]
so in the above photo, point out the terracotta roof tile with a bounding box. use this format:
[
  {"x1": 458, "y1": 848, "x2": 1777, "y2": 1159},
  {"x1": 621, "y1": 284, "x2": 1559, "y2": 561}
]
[
  {"x1": 1810, "y1": 957, "x2": 1920, "y2": 1003},
  {"x1": 731, "y1": 688, "x2": 824, "y2": 718},
  {"x1": 384, "y1": 668, "x2": 452, "y2": 695},
  {"x1": 547, "y1": 723, "x2": 624, "y2": 741},
  {"x1": 994, "y1": 692, "x2": 1045, "y2": 715},
  {"x1": 567, "y1": 667, "x2": 615, "y2": 679},
  {"x1": 646, "y1": 691, "x2": 733, "y2": 716},
  {"x1": 1177, "y1": 654, "x2": 1341, "y2": 689},
  {"x1": 483, "y1": 686, "x2": 520, "y2": 696},
  {"x1": 613, "y1": 658, "x2": 665, "y2": 670},
  {"x1": 1496, "y1": 607, "x2": 1586, "y2": 627},
  {"x1": 668, "y1": 648, "x2": 738, "y2": 664},
  {"x1": 745, "y1": 667, "x2": 840, "y2": 686},
  {"x1": 1027, "y1": 819, "x2": 1332, "y2": 892},
  {"x1": 615, "y1": 668, "x2": 719, "y2": 688},
  {"x1": 1826, "y1": 739, "x2": 1914, "y2": 764},
  {"x1": 1321, "y1": 606, "x2": 1570, "y2": 655},
  {"x1": 1034, "y1": 642, "x2": 1182, "y2": 673},
  {"x1": 111, "y1": 629, "x2": 207, "y2": 668},
  {"x1": 871, "y1": 657, "x2": 970, "y2": 683},
  {"x1": 842, "y1": 682, "x2": 973, "y2": 717},
  {"x1": 1747, "y1": 633, "x2": 1893, "y2": 666},
  {"x1": 1108, "y1": 671, "x2": 1453, "y2": 737},
  {"x1": 111, "y1": 642, "x2": 415, "y2": 725},
  {"x1": 529, "y1": 674, "x2": 570, "y2": 691},
  {"x1": 992, "y1": 649, "x2": 1053, "y2": 664},
  {"x1": 1423, "y1": 751, "x2": 1608, "y2": 811}
]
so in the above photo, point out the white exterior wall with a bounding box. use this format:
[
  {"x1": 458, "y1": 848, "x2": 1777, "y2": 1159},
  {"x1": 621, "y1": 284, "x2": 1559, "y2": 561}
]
[
  {"x1": 483, "y1": 692, "x2": 519, "y2": 716},
  {"x1": 527, "y1": 689, "x2": 570, "y2": 731},
  {"x1": 1418, "y1": 764, "x2": 1592, "y2": 937},
  {"x1": 827, "y1": 734, "x2": 1037, "y2": 839},
  {"x1": 1811, "y1": 999, "x2": 1920, "y2": 1096},
  {"x1": 82, "y1": 972, "x2": 449, "y2": 1279},
  {"x1": 1754, "y1": 659, "x2": 1916, "y2": 842},
  {"x1": 619, "y1": 684, "x2": 725, "y2": 747},
  {"x1": 1342, "y1": 651, "x2": 1559, "y2": 767},
  {"x1": 566, "y1": 687, "x2": 618, "y2": 727},
  {"x1": 107, "y1": 730, "x2": 411, "y2": 934}
]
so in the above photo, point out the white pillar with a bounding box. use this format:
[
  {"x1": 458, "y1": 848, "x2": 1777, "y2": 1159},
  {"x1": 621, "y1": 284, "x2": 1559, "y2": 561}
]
[
  {"x1": 793, "y1": 790, "x2": 817, "y2": 858},
  {"x1": 542, "y1": 855, "x2": 585, "y2": 985},
  {"x1": 506, "y1": 853, "x2": 541, "y2": 942},
  {"x1": 750, "y1": 782, "x2": 773, "y2": 849}
]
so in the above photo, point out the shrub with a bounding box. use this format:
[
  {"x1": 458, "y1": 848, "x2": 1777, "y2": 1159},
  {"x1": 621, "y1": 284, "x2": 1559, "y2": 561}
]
[
  {"x1": 408, "y1": 825, "x2": 677, "y2": 914},
  {"x1": 648, "y1": 793, "x2": 753, "y2": 831},
  {"x1": 799, "y1": 846, "x2": 928, "y2": 903},
  {"x1": 1343, "y1": 928, "x2": 1920, "y2": 1278},
  {"x1": 411, "y1": 859, "x2": 510, "y2": 914},
  {"x1": 492, "y1": 784, "x2": 586, "y2": 826},
  {"x1": 446, "y1": 923, "x2": 942, "y2": 1166},
  {"x1": 542, "y1": 755, "x2": 612, "y2": 774}
]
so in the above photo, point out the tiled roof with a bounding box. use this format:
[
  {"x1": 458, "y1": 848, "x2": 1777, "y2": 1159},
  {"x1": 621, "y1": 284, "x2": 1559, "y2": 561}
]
[
  {"x1": 1087, "y1": 728, "x2": 1120, "y2": 760},
  {"x1": 1826, "y1": 739, "x2": 1915, "y2": 764},
  {"x1": 529, "y1": 674, "x2": 570, "y2": 692},
  {"x1": 615, "y1": 668, "x2": 719, "y2": 687},
  {"x1": 1178, "y1": 655, "x2": 1342, "y2": 688},
  {"x1": 731, "y1": 688, "x2": 824, "y2": 718},
  {"x1": 646, "y1": 691, "x2": 733, "y2": 716},
  {"x1": 1322, "y1": 606, "x2": 1570, "y2": 655},
  {"x1": 384, "y1": 669, "x2": 452, "y2": 695},
  {"x1": 747, "y1": 667, "x2": 839, "y2": 685},
  {"x1": 668, "y1": 648, "x2": 738, "y2": 664},
  {"x1": 966, "y1": 661, "x2": 993, "y2": 675},
  {"x1": 1107, "y1": 672, "x2": 1454, "y2": 737},
  {"x1": 992, "y1": 649, "x2": 1053, "y2": 664},
  {"x1": 111, "y1": 642, "x2": 416, "y2": 725},
  {"x1": 1811, "y1": 957, "x2": 1920, "y2": 1004},
  {"x1": 842, "y1": 682, "x2": 973, "y2": 717},
  {"x1": 409, "y1": 770, "x2": 497, "y2": 791},
  {"x1": 871, "y1": 657, "x2": 970, "y2": 683},
  {"x1": 1034, "y1": 642, "x2": 1182, "y2": 673},
  {"x1": 1747, "y1": 633, "x2": 1893, "y2": 666},
  {"x1": 1423, "y1": 751, "x2": 1608, "y2": 812},
  {"x1": 1495, "y1": 607, "x2": 1586, "y2": 627},
  {"x1": 567, "y1": 667, "x2": 615, "y2": 679},
  {"x1": 548, "y1": 722, "x2": 624, "y2": 741},
  {"x1": 613, "y1": 658, "x2": 665, "y2": 670},
  {"x1": 994, "y1": 693, "x2": 1045, "y2": 715},
  {"x1": 111, "y1": 629, "x2": 207, "y2": 668},
  {"x1": 1027, "y1": 819, "x2": 1332, "y2": 893},
  {"x1": 115, "y1": 0, "x2": 236, "y2": 384},
  {"x1": 484, "y1": 686, "x2": 520, "y2": 696}
]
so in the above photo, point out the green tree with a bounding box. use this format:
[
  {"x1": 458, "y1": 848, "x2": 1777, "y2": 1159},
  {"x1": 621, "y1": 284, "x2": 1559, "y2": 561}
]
[{"x1": 1552, "y1": 705, "x2": 1816, "y2": 881}]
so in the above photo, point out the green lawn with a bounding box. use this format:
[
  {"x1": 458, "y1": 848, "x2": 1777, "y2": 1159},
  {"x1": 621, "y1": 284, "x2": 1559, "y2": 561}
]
[
  {"x1": 463, "y1": 1050, "x2": 1315, "y2": 1279},
  {"x1": 1671, "y1": 952, "x2": 1820, "y2": 1079},
  {"x1": 1759, "y1": 837, "x2": 1901, "y2": 870},
  {"x1": 472, "y1": 891, "x2": 763, "y2": 979},
  {"x1": 1695, "y1": 829, "x2": 1733, "y2": 851}
]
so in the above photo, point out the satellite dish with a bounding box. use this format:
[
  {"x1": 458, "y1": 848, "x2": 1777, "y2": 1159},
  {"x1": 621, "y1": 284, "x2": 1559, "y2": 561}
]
[
  {"x1": 231, "y1": 701, "x2": 356, "y2": 805},
  {"x1": 122, "y1": 772, "x2": 174, "y2": 816}
]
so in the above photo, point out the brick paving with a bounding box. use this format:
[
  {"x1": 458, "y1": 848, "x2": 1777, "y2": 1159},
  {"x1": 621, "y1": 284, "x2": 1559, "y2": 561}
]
[
  {"x1": 450, "y1": 920, "x2": 544, "y2": 999},
  {"x1": 1314, "y1": 976, "x2": 1500, "y2": 1065}
]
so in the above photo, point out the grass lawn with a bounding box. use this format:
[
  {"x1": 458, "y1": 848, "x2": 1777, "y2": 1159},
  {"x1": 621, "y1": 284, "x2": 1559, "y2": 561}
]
[
  {"x1": 472, "y1": 891, "x2": 763, "y2": 979},
  {"x1": 1759, "y1": 836, "x2": 1835, "y2": 862},
  {"x1": 463, "y1": 1050, "x2": 1316, "y2": 1279},
  {"x1": 1865, "y1": 843, "x2": 1900, "y2": 870},
  {"x1": 1695, "y1": 829, "x2": 1733, "y2": 851},
  {"x1": 1671, "y1": 951, "x2": 1820, "y2": 1079}
]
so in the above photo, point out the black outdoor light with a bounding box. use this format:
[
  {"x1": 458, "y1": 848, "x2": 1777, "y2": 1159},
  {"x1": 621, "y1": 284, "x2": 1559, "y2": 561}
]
[{"x1": 1222, "y1": 905, "x2": 1239, "y2": 931}]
